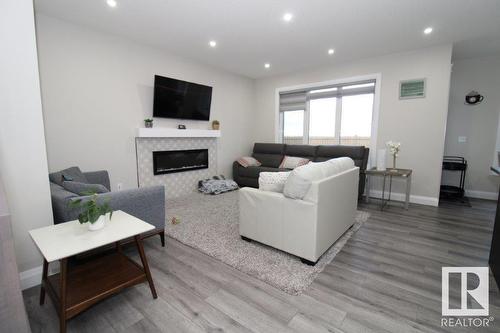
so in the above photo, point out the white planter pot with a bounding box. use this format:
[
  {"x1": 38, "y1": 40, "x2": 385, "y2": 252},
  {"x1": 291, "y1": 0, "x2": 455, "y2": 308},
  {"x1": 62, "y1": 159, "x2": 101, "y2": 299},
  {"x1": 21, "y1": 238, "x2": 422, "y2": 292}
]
[{"x1": 88, "y1": 215, "x2": 106, "y2": 231}]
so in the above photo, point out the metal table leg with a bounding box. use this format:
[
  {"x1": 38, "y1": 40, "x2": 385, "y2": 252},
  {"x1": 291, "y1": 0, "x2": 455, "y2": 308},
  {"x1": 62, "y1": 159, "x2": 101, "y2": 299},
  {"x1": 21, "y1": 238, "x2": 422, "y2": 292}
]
[
  {"x1": 365, "y1": 174, "x2": 370, "y2": 203},
  {"x1": 381, "y1": 174, "x2": 387, "y2": 210},
  {"x1": 405, "y1": 174, "x2": 412, "y2": 210}
]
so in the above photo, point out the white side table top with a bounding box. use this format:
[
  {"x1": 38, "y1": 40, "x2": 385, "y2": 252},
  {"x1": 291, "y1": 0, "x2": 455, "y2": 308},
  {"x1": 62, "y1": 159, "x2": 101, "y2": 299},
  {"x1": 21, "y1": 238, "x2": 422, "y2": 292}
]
[{"x1": 29, "y1": 210, "x2": 154, "y2": 262}]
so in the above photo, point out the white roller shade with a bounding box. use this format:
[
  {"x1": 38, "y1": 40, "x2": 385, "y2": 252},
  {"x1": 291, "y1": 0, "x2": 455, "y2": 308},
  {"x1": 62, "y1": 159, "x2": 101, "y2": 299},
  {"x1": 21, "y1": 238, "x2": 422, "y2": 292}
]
[{"x1": 279, "y1": 91, "x2": 307, "y2": 111}]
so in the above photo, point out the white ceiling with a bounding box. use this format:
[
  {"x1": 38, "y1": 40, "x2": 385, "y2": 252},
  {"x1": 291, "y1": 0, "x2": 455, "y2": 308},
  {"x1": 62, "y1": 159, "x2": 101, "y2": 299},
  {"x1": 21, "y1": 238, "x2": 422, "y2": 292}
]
[{"x1": 34, "y1": 0, "x2": 500, "y2": 78}]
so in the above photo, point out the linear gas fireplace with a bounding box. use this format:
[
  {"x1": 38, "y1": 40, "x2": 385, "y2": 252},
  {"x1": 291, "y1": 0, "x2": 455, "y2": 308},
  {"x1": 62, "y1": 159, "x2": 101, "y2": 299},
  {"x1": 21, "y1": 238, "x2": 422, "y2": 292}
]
[{"x1": 153, "y1": 149, "x2": 208, "y2": 175}]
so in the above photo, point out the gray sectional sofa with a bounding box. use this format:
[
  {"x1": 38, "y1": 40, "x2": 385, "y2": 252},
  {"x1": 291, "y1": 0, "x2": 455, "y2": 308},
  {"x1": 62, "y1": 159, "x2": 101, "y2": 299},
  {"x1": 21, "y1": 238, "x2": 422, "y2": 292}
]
[
  {"x1": 233, "y1": 143, "x2": 369, "y2": 198},
  {"x1": 49, "y1": 167, "x2": 165, "y2": 245}
]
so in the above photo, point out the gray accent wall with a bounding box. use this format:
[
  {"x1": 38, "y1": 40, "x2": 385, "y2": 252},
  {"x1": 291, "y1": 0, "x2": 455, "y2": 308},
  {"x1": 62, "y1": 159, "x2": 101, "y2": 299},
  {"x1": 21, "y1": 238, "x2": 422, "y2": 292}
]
[{"x1": 444, "y1": 55, "x2": 500, "y2": 198}]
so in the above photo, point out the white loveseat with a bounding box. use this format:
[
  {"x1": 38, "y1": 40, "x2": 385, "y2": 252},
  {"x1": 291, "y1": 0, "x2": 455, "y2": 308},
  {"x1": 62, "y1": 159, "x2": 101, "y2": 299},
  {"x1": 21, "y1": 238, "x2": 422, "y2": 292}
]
[{"x1": 239, "y1": 158, "x2": 359, "y2": 265}]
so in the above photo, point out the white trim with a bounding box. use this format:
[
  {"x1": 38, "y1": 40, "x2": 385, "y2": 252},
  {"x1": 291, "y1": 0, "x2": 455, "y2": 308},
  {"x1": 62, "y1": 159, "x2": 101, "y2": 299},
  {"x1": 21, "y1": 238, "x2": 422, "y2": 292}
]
[
  {"x1": 20, "y1": 265, "x2": 60, "y2": 290},
  {"x1": 465, "y1": 190, "x2": 497, "y2": 201},
  {"x1": 274, "y1": 91, "x2": 281, "y2": 142},
  {"x1": 136, "y1": 128, "x2": 221, "y2": 138},
  {"x1": 19, "y1": 265, "x2": 42, "y2": 290},
  {"x1": 274, "y1": 73, "x2": 381, "y2": 162},
  {"x1": 367, "y1": 189, "x2": 439, "y2": 207}
]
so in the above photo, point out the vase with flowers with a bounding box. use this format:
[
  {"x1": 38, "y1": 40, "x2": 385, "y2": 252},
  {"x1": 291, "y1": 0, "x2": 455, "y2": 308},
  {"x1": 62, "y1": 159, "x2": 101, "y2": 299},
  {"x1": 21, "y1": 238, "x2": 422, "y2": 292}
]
[{"x1": 386, "y1": 141, "x2": 401, "y2": 169}]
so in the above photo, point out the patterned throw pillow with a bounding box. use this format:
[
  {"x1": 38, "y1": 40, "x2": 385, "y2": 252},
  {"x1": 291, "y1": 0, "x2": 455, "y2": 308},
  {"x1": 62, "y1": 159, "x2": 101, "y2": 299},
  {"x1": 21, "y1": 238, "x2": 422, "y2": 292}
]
[
  {"x1": 279, "y1": 156, "x2": 310, "y2": 169},
  {"x1": 258, "y1": 171, "x2": 291, "y2": 193},
  {"x1": 237, "y1": 156, "x2": 262, "y2": 168}
]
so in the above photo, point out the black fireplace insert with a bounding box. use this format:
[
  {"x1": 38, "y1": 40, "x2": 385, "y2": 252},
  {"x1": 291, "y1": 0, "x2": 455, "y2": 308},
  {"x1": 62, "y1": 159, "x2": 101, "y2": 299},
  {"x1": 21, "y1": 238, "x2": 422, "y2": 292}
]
[{"x1": 153, "y1": 149, "x2": 208, "y2": 175}]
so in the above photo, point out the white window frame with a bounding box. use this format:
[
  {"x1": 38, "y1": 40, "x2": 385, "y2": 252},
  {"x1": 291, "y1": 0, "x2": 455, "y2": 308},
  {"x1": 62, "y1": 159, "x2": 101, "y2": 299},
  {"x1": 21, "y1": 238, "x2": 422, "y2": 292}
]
[{"x1": 275, "y1": 73, "x2": 381, "y2": 166}]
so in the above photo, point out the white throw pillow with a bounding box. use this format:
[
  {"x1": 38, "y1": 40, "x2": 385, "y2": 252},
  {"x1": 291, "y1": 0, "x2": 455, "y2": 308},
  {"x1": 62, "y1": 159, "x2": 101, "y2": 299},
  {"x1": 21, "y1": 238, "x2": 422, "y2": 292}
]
[
  {"x1": 302, "y1": 157, "x2": 356, "y2": 202},
  {"x1": 322, "y1": 157, "x2": 355, "y2": 177},
  {"x1": 237, "y1": 156, "x2": 261, "y2": 168},
  {"x1": 283, "y1": 162, "x2": 326, "y2": 199},
  {"x1": 258, "y1": 171, "x2": 291, "y2": 193},
  {"x1": 279, "y1": 156, "x2": 310, "y2": 169},
  {"x1": 283, "y1": 158, "x2": 355, "y2": 200}
]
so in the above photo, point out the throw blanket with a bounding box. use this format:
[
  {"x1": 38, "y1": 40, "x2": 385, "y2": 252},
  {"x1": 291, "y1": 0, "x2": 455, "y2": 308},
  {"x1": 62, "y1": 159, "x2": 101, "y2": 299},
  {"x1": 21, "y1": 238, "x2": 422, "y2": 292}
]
[{"x1": 198, "y1": 176, "x2": 239, "y2": 195}]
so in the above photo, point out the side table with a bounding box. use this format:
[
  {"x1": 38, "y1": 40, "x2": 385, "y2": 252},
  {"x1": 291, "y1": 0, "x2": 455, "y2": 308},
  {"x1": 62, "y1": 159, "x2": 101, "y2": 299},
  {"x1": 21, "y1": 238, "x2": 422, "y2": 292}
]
[
  {"x1": 29, "y1": 210, "x2": 157, "y2": 333},
  {"x1": 365, "y1": 167, "x2": 412, "y2": 210}
]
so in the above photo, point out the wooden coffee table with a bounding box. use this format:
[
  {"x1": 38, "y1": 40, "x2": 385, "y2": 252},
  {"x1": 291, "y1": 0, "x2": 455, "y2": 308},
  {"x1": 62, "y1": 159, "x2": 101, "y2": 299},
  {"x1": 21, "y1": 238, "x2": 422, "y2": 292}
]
[{"x1": 29, "y1": 211, "x2": 158, "y2": 333}]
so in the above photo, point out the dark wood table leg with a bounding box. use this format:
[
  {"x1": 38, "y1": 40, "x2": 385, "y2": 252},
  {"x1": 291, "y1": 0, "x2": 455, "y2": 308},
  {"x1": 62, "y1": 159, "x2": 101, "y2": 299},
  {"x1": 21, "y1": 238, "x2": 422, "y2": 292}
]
[
  {"x1": 159, "y1": 231, "x2": 165, "y2": 247},
  {"x1": 134, "y1": 235, "x2": 157, "y2": 299},
  {"x1": 115, "y1": 240, "x2": 122, "y2": 253},
  {"x1": 39, "y1": 259, "x2": 49, "y2": 305},
  {"x1": 59, "y1": 258, "x2": 68, "y2": 333}
]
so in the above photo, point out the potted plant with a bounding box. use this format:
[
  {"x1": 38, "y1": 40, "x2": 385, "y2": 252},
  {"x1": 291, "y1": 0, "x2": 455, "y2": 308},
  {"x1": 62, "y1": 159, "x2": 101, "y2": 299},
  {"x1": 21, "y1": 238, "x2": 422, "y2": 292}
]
[
  {"x1": 144, "y1": 118, "x2": 153, "y2": 128},
  {"x1": 69, "y1": 193, "x2": 113, "y2": 231},
  {"x1": 212, "y1": 120, "x2": 220, "y2": 130}
]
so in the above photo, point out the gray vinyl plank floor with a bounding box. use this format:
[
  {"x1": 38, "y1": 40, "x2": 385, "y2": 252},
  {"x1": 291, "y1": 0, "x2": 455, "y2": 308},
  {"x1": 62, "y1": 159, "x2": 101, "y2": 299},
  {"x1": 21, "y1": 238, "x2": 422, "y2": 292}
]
[{"x1": 23, "y1": 198, "x2": 500, "y2": 332}]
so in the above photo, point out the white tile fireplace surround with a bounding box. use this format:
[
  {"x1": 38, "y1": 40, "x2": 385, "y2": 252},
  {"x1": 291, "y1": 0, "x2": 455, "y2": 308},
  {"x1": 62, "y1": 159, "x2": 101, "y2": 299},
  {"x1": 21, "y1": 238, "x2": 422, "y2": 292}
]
[{"x1": 136, "y1": 129, "x2": 219, "y2": 198}]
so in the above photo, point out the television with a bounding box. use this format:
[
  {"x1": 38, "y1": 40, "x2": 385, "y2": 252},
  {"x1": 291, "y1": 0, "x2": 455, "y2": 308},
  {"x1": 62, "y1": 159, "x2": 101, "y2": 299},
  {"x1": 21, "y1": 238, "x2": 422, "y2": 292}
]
[{"x1": 153, "y1": 75, "x2": 212, "y2": 121}]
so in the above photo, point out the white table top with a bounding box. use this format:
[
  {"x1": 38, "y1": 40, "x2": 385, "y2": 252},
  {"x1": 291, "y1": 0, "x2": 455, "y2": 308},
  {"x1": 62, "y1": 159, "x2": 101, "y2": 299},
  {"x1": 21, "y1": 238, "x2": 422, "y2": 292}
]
[{"x1": 29, "y1": 211, "x2": 154, "y2": 262}]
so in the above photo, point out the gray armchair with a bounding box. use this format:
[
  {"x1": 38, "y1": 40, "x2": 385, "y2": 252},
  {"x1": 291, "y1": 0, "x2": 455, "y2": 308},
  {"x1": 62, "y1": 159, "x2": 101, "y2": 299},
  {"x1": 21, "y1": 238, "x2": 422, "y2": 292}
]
[{"x1": 49, "y1": 169, "x2": 165, "y2": 246}]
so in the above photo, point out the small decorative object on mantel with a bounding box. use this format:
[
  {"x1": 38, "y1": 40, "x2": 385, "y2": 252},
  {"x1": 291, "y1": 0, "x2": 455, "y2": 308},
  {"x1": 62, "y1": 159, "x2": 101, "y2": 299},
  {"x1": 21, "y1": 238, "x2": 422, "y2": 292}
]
[
  {"x1": 465, "y1": 91, "x2": 484, "y2": 105},
  {"x1": 68, "y1": 193, "x2": 113, "y2": 231},
  {"x1": 144, "y1": 118, "x2": 153, "y2": 128},
  {"x1": 386, "y1": 141, "x2": 401, "y2": 170},
  {"x1": 399, "y1": 78, "x2": 426, "y2": 99},
  {"x1": 212, "y1": 120, "x2": 220, "y2": 130},
  {"x1": 178, "y1": 124, "x2": 186, "y2": 129}
]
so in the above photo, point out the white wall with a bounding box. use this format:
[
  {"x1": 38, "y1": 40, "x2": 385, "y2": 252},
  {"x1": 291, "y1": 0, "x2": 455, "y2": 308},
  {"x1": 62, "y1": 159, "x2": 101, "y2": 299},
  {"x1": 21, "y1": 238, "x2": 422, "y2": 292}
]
[
  {"x1": 35, "y1": 14, "x2": 255, "y2": 191},
  {"x1": 0, "y1": 0, "x2": 53, "y2": 272},
  {"x1": 444, "y1": 56, "x2": 500, "y2": 199},
  {"x1": 254, "y1": 45, "x2": 453, "y2": 205}
]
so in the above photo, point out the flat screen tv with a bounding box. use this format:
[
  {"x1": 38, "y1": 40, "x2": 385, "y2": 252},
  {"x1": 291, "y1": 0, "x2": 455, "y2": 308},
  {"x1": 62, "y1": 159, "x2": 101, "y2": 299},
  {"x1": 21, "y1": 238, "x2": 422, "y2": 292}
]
[{"x1": 153, "y1": 75, "x2": 212, "y2": 121}]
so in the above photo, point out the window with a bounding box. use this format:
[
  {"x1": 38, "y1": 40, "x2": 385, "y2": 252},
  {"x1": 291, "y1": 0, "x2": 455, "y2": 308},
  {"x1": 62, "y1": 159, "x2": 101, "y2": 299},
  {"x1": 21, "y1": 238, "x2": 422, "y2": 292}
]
[
  {"x1": 309, "y1": 98, "x2": 336, "y2": 145},
  {"x1": 278, "y1": 79, "x2": 376, "y2": 147},
  {"x1": 282, "y1": 110, "x2": 304, "y2": 144},
  {"x1": 340, "y1": 94, "x2": 373, "y2": 146}
]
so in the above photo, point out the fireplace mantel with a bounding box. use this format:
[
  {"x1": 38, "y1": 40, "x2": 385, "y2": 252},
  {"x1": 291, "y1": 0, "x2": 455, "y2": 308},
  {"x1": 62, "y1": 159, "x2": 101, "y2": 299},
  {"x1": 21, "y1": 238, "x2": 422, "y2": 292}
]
[{"x1": 136, "y1": 128, "x2": 221, "y2": 138}]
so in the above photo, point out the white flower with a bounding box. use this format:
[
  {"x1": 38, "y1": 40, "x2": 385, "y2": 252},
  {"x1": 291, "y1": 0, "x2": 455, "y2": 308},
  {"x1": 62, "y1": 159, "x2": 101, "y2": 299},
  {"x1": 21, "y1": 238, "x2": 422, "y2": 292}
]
[{"x1": 386, "y1": 141, "x2": 401, "y2": 157}]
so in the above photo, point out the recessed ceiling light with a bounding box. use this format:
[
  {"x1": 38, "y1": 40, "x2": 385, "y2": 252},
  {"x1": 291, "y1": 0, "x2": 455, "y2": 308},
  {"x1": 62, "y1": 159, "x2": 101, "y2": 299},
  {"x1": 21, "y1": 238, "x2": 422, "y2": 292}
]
[
  {"x1": 106, "y1": 0, "x2": 117, "y2": 8},
  {"x1": 328, "y1": 49, "x2": 335, "y2": 55},
  {"x1": 264, "y1": 63, "x2": 271, "y2": 69},
  {"x1": 424, "y1": 27, "x2": 433, "y2": 35},
  {"x1": 283, "y1": 13, "x2": 293, "y2": 22},
  {"x1": 209, "y1": 40, "x2": 217, "y2": 47}
]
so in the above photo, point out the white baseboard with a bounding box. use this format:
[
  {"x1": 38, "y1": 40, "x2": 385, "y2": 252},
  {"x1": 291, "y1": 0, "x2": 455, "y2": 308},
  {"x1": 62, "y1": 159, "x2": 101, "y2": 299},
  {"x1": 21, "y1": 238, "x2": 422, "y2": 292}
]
[
  {"x1": 465, "y1": 190, "x2": 497, "y2": 201},
  {"x1": 19, "y1": 265, "x2": 59, "y2": 290},
  {"x1": 19, "y1": 265, "x2": 42, "y2": 290},
  {"x1": 367, "y1": 190, "x2": 439, "y2": 207}
]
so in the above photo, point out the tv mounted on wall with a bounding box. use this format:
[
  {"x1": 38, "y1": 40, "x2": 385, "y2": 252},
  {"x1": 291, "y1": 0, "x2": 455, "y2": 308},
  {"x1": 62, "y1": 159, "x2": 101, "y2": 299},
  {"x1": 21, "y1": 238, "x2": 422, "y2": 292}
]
[{"x1": 153, "y1": 75, "x2": 212, "y2": 121}]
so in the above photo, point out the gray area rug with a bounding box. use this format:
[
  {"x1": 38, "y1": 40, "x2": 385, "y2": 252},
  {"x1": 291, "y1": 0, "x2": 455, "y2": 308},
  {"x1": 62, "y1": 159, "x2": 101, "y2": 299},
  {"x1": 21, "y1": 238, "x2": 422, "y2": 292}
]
[{"x1": 165, "y1": 190, "x2": 369, "y2": 295}]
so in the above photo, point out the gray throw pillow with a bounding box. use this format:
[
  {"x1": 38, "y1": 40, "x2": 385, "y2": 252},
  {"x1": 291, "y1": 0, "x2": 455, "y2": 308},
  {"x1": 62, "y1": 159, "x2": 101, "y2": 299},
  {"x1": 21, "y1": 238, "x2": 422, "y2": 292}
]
[
  {"x1": 49, "y1": 167, "x2": 88, "y2": 186},
  {"x1": 62, "y1": 181, "x2": 109, "y2": 196}
]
